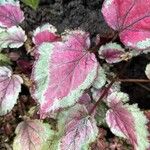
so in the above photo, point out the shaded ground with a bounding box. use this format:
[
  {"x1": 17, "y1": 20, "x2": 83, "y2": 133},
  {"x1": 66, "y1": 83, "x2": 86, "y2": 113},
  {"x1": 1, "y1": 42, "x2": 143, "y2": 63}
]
[{"x1": 121, "y1": 55, "x2": 150, "y2": 109}]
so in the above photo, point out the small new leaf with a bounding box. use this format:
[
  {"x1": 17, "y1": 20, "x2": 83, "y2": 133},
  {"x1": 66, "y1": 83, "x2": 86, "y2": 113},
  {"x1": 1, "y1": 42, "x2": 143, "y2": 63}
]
[
  {"x1": 99, "y1": 43, "x2": 125, "y2": 64},
  {"x1": 22, "y1": 0, "x2": 40, "y2": 10}
]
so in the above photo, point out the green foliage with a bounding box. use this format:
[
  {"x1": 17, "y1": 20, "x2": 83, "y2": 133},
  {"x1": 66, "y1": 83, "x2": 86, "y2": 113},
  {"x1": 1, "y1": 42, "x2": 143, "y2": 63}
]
[
  {"x1": 0, "y1": 53, "x2": 11, "y2": 65},
  {"x1": 95, "y1": 102, "x2": 108, "y2": 126},
  {"x1": 21, "y1": 0, "x2": 40, "y2": 10}
]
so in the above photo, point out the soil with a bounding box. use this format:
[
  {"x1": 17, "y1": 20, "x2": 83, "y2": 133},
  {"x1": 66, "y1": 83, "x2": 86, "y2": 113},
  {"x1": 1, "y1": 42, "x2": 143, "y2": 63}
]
[
  {"x1": 21, "y1": 0, "x2": 113, "y2": 42},
  {"x1": 121, "y1": 54, "x2": 150, "y2": 109}
]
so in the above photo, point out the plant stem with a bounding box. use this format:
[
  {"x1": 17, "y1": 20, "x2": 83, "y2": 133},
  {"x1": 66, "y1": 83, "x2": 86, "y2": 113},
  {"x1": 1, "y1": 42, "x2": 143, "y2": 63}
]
[
  {"x1": 89, "y1": 61, "x2": 131, "y2": 115},
  {"x1": 89, "y1": 78, "x2": 116, "y2": 115},
  {"x1": 118, "y1": 79, "x2": 150, "y2": 83},
  {"x1": 111, "y1": 32, "x2": 118, "y2": 42},
  {"x1": 137, "y1": 83, "x2": 150, "y2": 92}
]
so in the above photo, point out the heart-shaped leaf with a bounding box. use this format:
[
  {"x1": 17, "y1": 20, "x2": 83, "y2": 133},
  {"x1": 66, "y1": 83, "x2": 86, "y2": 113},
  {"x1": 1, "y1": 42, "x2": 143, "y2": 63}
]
[
  {"x1": 58, "y1": 104, "x2": 98, "y2": 150},
  {"x1": 102, "y1": 0, "x2": 150, "y2": 50},
  {"x1": 0, "y1": 66, "x2": 23, "y2": 116},
  {"x1": 106, "y1": 92, "x2": 149, "y2": 150},
  {"x1": 0, "y1": 26, "x2": 27, "y2": 48},
  {"x1": 13, "y1": 119, "x2": 55, "y2": 150},
  {"x1": 0, "y1": 0, "x2": 24, "y2": 28},
  {"x1": 31, "y1": 30, "x2": 98, "y2": 117}
]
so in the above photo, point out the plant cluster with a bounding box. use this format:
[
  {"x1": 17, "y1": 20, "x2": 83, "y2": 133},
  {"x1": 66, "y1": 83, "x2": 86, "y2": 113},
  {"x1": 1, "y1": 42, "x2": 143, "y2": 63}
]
[{"x1": 0, "y1": 0, "x2": 150, "y2": 150}]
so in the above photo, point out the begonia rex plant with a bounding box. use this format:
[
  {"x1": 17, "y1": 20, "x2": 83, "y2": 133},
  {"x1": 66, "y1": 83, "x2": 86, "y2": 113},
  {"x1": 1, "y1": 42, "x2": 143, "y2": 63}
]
[{"x1": 0, "y1": 0, "x2": 150, "y2": 149}]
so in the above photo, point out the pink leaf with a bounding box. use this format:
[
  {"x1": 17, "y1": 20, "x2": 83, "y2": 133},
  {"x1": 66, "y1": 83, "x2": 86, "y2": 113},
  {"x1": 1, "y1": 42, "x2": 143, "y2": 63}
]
[
  {"x1": 59, "y1": 104, "x2": 98, "y2": 150},
  {"x1": 106, "y1": 92, "x2": 149, "y2": 149},
  {"x1": 31, "y1": 30, "x2": 98, "y2": 117},
  {"x1": 13, "y1": 119, "x2": 54, "y2": 150},
  {"x1": 0, "y1": 26, "x2": 27, "y2": 48},
  {"x1": 0, "y1": 66, "x2": 23, "y2": 116},
  {"x1": 78, "y1": 93, "x2": 94, "y2": 114},
  {"x1": 102, "y1": 0, "x2": 150, "y2": 50},
  {"x1": 0, "y1": 1, "x2": 24, "y2": 28},
  {"x1": 99, "y1": 43, "x2": 125, "y2": 63},
  {"x1": 78, "y1": 93, "x2": 91, "y2": 105},
  {"x1": 33, "y1": 23, "x2": 60, "y2": 46}
]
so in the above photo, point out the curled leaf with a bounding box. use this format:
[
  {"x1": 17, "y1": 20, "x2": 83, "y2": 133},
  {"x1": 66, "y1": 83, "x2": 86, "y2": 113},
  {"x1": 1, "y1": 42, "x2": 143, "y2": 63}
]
[
  {"x1": 33, "y1": 23, "x2": 60, "y2": 46},
  {"x1": 0, "y1": 26, "x2": 27, "y2": 48},
  {"x1": 106, "y1": 92, "x2": 149, "y2": 150},
  {"x1": 13, "y1": 119, "x2": 55, "y2": 150},
  {"x1": 0, "y1": 66, "x2": 23, "y2": 116},
  {"x1": 145, "y1": 63, "x2": 150, "y2": 80},
  {"x1": 0, "y1": 0, "x2": 24, "y2": 28},
  {"x1": 99, "y1": 43, "x2": 125, "y2": 63},
  {"x1": 102, "y1": 0, "x2": 150, "y2": 50}
]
